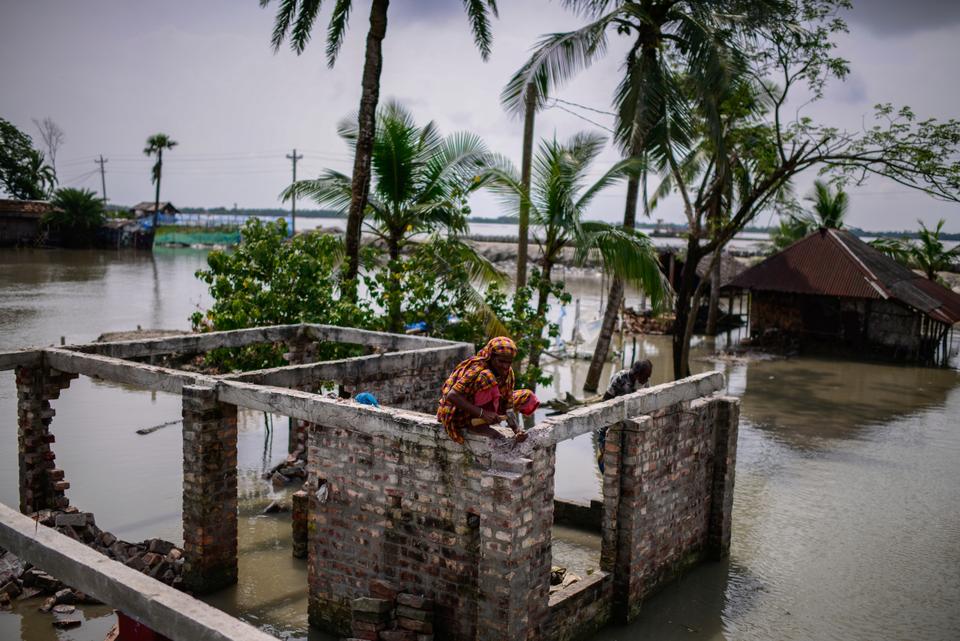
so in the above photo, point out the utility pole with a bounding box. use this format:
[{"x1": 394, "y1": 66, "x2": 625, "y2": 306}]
[
  {"x1": 95, "y1": 155, "x2": 108, "y2": 204},
  {"x1": 286, "y1": 148, "x2": 302, "y2": 235}
]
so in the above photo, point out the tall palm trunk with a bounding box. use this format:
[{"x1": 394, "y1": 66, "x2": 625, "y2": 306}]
[
  {"x1": 516, "y1": 85, "x2": 537, "y2": 292},
  {"x1": 526, "y1": 259, "x2": 554, "y2": 385},
  {"x1": 386, "y1": 232, "x2": 402, "y2": 333},
  {"x1": 672, "y1": 237, "x2": 702, "y2": 379},
  {"x1": 583, "y1": 173, "x2": 640, "y2": 392},
  {"x1": 152, "y1": 149, "x2": 163, "y2": 230},
  {"x1": 705, "y1": 248, "x2": 721, "y2": 335},
  {"x1": 343, "y1": 0, "x2": 389, "y2": 298}
]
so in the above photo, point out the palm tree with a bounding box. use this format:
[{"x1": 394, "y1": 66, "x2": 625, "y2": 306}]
[
  {"x1": 44, "y1": 188, "x2": 106, "y2": 245},
  {"x1": 143, "y1": 133, "x2": 177, "y2": 230},
  {"x1": 485, "y1": 131, "x2": 669, "y2": 377},
  {"x1": 910, "y1": 219, "x2": 960, "y2": 281},
  {"x1": 502, "y1": 0, "x2": 759, "y2": 390},
  {"x1": 283, "y1": 101, "x2": 499, "y2": 332},
  {"x1": 261, "y1": 0, "x2": 499, "y2": 299},
  {"x1": 26, "y1": 150, "x2": 57, "y2": 199},
  {"x1": 770, "y1": 180, "x2": 849, "y2": 250}
]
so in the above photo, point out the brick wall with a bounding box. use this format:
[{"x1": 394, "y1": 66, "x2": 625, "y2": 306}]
[
  {"x1": 339, "y1": 349, "x2": 471, "y2": 413},
  {"x1": 601, "y1": 396, "x2": 738, "y2": 621},
  {"x1": 545, "y1": 571, "x2": 613, "y2": 641},
  {"x1": 305, "y1": 411, "x2": 553, "y2": 641}
]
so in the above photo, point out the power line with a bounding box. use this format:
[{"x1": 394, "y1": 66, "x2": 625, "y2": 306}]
[
  {"x1": 545, "y1": 100, "x2": 616, "y2": 134},
  {"x1": 550, "y1": 97, "x2": 617, "y2": 118}
]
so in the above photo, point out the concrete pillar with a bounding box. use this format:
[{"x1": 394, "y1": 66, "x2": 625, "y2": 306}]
[
  {"x1": 476, "y1": 451, "x2": 553, "y2": 641},
  {"x1": 181, "y1": 384, "x2": 238, "y2": 594},
  {"x1": 707, "y1": 397, "x2": 739, "y2": 560},
  {"x1": 15, "y1": 365, "x2": 76, "y2": 515}
]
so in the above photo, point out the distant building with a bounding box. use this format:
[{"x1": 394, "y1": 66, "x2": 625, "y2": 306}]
[
  {"x1": 0, "y1": 199, "x2": 52, "y2": 246},
  {"x1": 730, "y1": 228, "x2": 960, "y2": 365},
  {"x1": 131, "y1": 201, "x2": 179, "y2": 219}
]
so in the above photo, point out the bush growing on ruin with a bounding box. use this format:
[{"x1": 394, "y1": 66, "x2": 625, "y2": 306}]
[
  {"x1": 192, "y1": 217, "x2": 565, "y2": 387},
  {"x1": 191, "y1": 218, "x2": 373, "y2": 371}
]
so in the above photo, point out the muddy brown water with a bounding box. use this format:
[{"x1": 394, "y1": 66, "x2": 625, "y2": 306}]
[{"x1": 1, "y1": 248, "x2": 958, "y2": 641}]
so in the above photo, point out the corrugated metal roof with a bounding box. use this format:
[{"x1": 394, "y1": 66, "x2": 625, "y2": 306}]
[{"x1": 730, "y1": 228, "x2": 960, "y2": 325}]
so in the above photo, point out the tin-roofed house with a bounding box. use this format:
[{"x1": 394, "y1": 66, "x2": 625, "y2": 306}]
[{"x1": 730, "y1": 228, "x2": 960, "y2": 365}]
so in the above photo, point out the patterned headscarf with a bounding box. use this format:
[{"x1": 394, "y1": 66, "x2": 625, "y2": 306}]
[
  {"x1": 480, "y1": 336, "x2": 518, "y2": 360},
  {"x1": 436, "y1": 336, "x2": 517, "y2": 443},
  {"x1": 512, "y1": 389, "x2": 539, "y2": 416}
]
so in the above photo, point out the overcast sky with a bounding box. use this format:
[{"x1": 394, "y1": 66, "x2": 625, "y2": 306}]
[{"x1": 2, "y1": 0, "x2": 959, "y2": 232}]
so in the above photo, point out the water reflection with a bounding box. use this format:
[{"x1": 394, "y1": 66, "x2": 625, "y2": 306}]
[{"x1": 739, "y1": 356, "x2": 959, "y2": 448}]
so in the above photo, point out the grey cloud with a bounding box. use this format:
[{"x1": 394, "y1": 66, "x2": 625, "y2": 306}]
[
  {"x1": 391, "y1": 0, "x2": 476, "y2": 20},
  {"x1": 848, "y1": 0, "x2": 960, "y2": 36}
]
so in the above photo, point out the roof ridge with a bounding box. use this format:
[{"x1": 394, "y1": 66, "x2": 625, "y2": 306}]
[{"x1": 827, "y1": 229, "x2": 891, "y2": 298}]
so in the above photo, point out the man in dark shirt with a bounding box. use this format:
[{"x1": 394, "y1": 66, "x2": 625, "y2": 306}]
[
  {"x1": 597, "y1": 359, "x2": 652, "y2": 471},
  {"x1": 602, "y1": 359, "x2": 653, "y2": 400}
]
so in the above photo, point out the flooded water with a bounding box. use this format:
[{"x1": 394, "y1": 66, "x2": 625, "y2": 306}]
[{"x1": 1, "y1": 247, "x2": 958, "y2": 641}]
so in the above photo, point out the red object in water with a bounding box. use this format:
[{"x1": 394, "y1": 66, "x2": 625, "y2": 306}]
[{"x1": 116, "y1": 611, "x2": 172, "y2": 641}]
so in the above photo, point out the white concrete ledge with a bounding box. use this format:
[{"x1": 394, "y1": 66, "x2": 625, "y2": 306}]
[
  {"x1": 68, "y1": 324, "x2": 303, "y2": 358},
  {"x1": 65, "y1": 324, "x2": 465, "y2": 360},
  {"x1": 0, "y1": 349, "x2": 42, "y2": 371},
  {"x1": 44, "y1": 348, "x2": 214, "y2": 394},
  {"x1": 0, "y1": 503, "x2": 278, "y2": 641},
  {"x1": 523, "y1": 371, "x2": 726, "y2": 448},
  {"x1": 222, "y1": 343, "x2": 473, "y2": 386}
]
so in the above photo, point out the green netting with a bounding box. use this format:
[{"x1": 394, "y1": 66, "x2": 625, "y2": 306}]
[{"x1": 155, "y1": 230, "x2": 241, "y2": 246}]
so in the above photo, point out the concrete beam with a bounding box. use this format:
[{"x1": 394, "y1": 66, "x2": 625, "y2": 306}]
[
  {"x1": 68, "y1": 324, "x2": 304, "y2": 359},
  {"x1": 215, "y1": 380, "x2": 495, "y2": 455},
  {"x1": 221, "y1": 343, "x2": 473, "y2": 387},
  {"x1": 0, "y1": 503, "x2": 278, "y2": 641},
  {"x1": 525, "y1": 371, "x2": 726, "y2": 448},
  {"x1": 303, "y1": 324, "x2": 463, "y2": 351},
  {"x1": 0, "y1": 349, "x2": 42, "y2": 371},
  {"x1": 43, "y1": 348, "x2": 213, "y2": 393}
]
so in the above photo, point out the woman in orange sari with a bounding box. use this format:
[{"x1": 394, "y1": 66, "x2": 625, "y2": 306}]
[{"x1": 437, "y1": 336, "x2": 528, "y2": 443}]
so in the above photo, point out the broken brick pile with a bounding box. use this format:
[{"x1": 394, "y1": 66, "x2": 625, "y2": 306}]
[
  {"x1": 0, "y1": 507, "x2": 184, "y2": 627},
  {"x1": 344, "y1": 581, "x2": 436, "y2": 641}
]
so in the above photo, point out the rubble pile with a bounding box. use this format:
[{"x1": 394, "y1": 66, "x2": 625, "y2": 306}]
[
  {"x1": 263, "y1": 443, "x2": 308, "y2": 488},
  {"x1": 343, "y1": 580, "x2": 437, "y2": 641},
  {"x1": 0, "y1": 507, "x2": 184, "y2": 628},
  {"x1": 549, "y1": 565, "x2": 582, "y2": 595},
  {"x1": 621, "y1": 307, "x2": 675, "y2": 335}
]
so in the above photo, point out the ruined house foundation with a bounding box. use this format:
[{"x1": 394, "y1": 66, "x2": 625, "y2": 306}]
[{"x1": 1, "y1": 324, "x2": 738, "y2": 641}]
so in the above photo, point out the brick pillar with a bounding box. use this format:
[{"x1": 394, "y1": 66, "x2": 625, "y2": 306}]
[
  {"x1": 291, "y1": 489, "x2": 308, "y2": 559},
  {"x1": 600, "y1": 417, "x2": 647, "y2": 622},
  {"x1": 707, "y1": 397, "x2": 739, "y2": 560},
  {"x1": 15, "y1": 365, "x2": 76, "y2": 515},
  {"x1": 476, "y1": 450, "x2": 553, "y2": 641},
  {"x1": 181, "y1": 384, "x2": 238, "y2": 594},
  {"x1": 283, "y1": 335, "x2": 316, "y2": 454}
]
